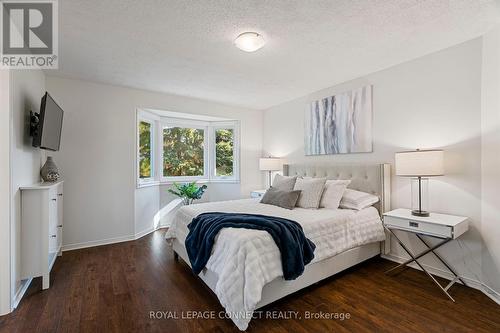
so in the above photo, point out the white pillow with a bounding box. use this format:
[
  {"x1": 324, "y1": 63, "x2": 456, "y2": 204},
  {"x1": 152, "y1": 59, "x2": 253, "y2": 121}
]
[
  {"x1": 340, "y1": 189, "x2": 379, "y2": 210},
  {"x1": 293, "y1": 177, "x2": 327, "y2": 208},
  {"x1": 319, "y1": 180, "x2": 351, "y2": 209}
]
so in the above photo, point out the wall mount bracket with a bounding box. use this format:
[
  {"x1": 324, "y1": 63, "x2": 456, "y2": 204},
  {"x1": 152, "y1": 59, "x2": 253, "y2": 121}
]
[{"x1": 29, "y1": 111, "x2": 39, "y2": 137}]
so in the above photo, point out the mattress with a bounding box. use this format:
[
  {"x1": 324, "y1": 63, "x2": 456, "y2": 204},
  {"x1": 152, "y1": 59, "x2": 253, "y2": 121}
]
[{"x1": 165, "y1": 198, "x2": 385, "y2": 330}]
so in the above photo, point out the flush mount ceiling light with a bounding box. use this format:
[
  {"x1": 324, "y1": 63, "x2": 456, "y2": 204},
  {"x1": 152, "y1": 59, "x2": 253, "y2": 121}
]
[{"x1": 234, "y1": 32, "x2": 265, "y2": 52}]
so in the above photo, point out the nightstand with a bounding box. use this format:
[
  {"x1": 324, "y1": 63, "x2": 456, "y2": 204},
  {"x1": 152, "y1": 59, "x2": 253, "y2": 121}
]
[
  {"x1": 383, "y1": 208, "x2": 469, "y2": 302},
  {"x1": 250, "y1": 189, "x2": 266, "y2": 198}
]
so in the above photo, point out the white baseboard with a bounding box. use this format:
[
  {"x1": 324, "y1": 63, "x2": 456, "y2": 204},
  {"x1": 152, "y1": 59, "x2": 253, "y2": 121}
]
[
  {"x1": 382, "y1": 253, "x2": 500, "y2": 306},
  {"x1": 481, "y1": 282, "x2": 500, "y2": 305},
  {"x1": 134, "y1": 225, "x2": 167, "y2": 240},
  {"x1": 62, "y1": 234, "x2": 135, "y2": 252},
  {"x1": 12, "y1": 277, "x2": 32, "y2": 310},
  {"x1": 134, "y1": 226, "x2": 155, "y2": 240},
  {"x1": 62, "y1": 226, "x2": 167, "y2": 252},
  {"x1": 136, "y1": 226, "x2": 167, "y2": 239}
]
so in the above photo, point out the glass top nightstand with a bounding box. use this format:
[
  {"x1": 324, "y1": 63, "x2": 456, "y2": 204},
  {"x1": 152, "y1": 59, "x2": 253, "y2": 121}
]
[
  {"x1": 383, "y1": 208, "x2": 469, "y2": 302},
  {"x1": 250, "y1": 190, "x2": 266, "y2": 198}
]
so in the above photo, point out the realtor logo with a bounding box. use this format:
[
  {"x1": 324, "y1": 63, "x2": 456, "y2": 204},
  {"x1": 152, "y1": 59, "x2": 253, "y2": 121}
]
[{"x1": 1, "y1": 0, "x2": 58, "y2": 68}]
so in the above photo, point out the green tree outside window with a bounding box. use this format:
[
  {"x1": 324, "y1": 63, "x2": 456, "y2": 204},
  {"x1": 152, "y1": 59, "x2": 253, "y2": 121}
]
[
  {"x1": 215, "y1": 129, "x2": 234, "y2": 176},
  {"x1": 139, "y1": 121, "x2": 152, "y2": 178},
  {"x1": 163, "y1": 127, "x2": 205, "y2": 177}
]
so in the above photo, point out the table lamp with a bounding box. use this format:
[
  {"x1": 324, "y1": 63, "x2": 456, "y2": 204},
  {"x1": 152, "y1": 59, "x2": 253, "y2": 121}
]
[
  {"x1": 395, "y1": 149, "x2": 444, "y2": 217},
  {"x1": 259, "y1": 157, "x2": 282, "y2": 188}
]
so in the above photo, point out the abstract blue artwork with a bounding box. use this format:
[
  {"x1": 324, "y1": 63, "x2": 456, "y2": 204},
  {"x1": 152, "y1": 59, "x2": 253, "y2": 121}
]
[{"x1": 305, "y1": 85, "x2": 372, "y2": 155}]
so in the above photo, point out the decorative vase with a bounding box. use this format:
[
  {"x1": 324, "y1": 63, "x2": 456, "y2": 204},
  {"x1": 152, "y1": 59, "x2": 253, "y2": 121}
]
[{"x1": 40, "y1": 156, "x2": 60, "y2": 182}]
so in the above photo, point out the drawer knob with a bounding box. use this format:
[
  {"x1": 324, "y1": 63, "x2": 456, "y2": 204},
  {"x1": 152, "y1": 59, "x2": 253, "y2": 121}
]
[
  {"x1": 409, "y1": 221, "x2": 419, "y2": 228},
  {"x1": 57, "y1": 225, "x2": 62, "y2": 228},
  {"x1": 51, "y1": 234, "x2": 56, "y2": 238},
  {"x1": 51, "y1": 198, "x2": 57, "y2": 201},
  {"x1": 58, "y1": 193, "x2": 63, "y2": 197}
]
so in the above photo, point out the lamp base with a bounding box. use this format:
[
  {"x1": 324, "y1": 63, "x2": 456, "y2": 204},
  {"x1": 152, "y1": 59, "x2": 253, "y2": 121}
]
[{"x1": 411, "y1": 210, "x2": 429, "y2": 217}]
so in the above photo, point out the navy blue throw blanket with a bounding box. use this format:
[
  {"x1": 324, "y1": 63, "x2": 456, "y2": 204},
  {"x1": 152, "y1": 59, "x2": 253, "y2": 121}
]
[{"x1": 185, "y1": 212, "x2": 316, "y2": 280}]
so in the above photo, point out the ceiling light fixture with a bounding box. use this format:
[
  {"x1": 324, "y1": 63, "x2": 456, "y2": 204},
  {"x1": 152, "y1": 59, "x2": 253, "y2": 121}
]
[{"x1": 234, "y1": 32, "x2": 265, "y2": 52}]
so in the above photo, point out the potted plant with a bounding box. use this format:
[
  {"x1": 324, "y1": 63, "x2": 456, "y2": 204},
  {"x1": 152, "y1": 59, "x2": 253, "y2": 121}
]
[{"x1": 168, "y1": 182, "x2": 208, "y2": 205}]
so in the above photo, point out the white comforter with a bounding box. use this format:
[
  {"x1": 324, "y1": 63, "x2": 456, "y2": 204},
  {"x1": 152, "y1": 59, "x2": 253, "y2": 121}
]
[{"x1": 165, "y1": 199, "x2": 385, "y2": 330}]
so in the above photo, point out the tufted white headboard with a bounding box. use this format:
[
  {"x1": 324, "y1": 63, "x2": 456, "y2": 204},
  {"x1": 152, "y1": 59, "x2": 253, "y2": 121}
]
[{"x1": 283, "y1": 163, "x2": 391, "y2": 215}]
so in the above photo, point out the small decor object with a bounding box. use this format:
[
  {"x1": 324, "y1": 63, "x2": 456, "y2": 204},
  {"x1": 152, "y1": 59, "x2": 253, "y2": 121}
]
[
  {"x1": 395, "y1": 149, "x2": 444, "y2": 217},
  {"x1": 40, "y1": 156, "x2": 60, "y2": 182},
  {"x1": 168, "y1": 182, "x2": 208, "y2": 205},
  {"x1": 259, "y1": 157, "x2": 282, "y2": 188},
  {"x1": 305, "y1": 85, "x2": 372, "y2": 155}
]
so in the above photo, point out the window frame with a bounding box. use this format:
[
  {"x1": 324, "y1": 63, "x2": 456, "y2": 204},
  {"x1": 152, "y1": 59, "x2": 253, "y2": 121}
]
[
  {"x1": 136, "y1": 110, "x2": 240, "y2": 188},
  {"x1": 210, "y1": 122, "x2": 240, "y2": 182},
  {"x1": 136, "y1": 112, "x2": 159, "y2": 186}
]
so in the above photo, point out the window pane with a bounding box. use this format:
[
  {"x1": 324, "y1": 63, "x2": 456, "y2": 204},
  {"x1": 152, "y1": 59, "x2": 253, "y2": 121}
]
[
  {"x1": 215, "y1": 128, "x2": 234, "y2": 177},
  {"x1": 163, "y1": 127, "x2": 204, "y2": 177},
  {"x1": 139, "y1": 121, "x2": 152, "y2": 178}
]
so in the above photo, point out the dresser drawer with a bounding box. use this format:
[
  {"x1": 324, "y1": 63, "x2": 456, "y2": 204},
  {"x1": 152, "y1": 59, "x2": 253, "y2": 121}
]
[
  {"x1": 384, "y1": 215, "x2": 452, "y2": 238},
  {"x1": 48, "y1": 193, "x2": 58, "y2": 232},
  {"x1": 48, "y1": 227, "x2": 58, "y2": 253}
]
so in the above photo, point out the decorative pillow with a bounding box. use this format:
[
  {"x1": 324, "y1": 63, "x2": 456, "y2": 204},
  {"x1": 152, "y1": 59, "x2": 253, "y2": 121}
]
[
  {"x1": 260, "y1": 187, "x2": 301, "y2": 210},
  {"x1": 319, "y1": 180, "x2": 351, "y2": 209},
  {"x1": 293, "y1": 177, "x2": 327, "y2": 208},
  {"x1": 271, "y1": 174, "x2": 297, "y2": 191},
  {"x1": 340, "y1": 189, "x2": 379, "y2": 210}
]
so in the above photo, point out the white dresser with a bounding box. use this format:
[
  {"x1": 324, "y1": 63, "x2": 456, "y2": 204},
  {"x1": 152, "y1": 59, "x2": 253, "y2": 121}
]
[{"x1": 20, "y1": 181, "x2": 63, "y2": 289}]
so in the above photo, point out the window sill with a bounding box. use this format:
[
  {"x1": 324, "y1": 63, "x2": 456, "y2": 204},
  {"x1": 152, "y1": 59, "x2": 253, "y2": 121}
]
[
  {"x1": 137, "y1": 181, "x2": 161, "y2": 189},
  {"x1": 136, "y1": 179, "x2": 240, "y2": 189}
]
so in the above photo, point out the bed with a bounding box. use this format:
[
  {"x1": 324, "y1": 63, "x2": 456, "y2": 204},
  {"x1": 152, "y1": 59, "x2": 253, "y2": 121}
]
[{"x1": 165, "y1": 163, "x2": 391, "y2": 330}]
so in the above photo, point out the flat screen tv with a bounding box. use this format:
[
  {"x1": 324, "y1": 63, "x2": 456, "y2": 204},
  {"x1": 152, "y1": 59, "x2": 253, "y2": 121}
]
[{"x1": 32, "y1": 92, "x2": 64, "y2": 151}]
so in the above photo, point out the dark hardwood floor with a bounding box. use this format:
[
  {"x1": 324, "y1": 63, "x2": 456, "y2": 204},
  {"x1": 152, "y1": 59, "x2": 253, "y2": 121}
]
[{"x1": 1, "y1": 230, "x2": 499, "y2": 333}]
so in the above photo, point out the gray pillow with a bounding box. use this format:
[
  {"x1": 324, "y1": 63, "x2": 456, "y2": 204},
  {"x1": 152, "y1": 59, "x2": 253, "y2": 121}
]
[
  {"x1": 271, "y1": 174, "x2": 297, "y2": 191},
  {"x1": 260, "y1": 187, "x2": 301, "y2": 210}
]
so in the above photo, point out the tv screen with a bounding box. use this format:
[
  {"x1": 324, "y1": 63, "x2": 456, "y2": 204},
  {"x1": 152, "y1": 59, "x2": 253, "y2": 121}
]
[{"x1": 33, "y1": 92, "x2": 64, "y2": 151}]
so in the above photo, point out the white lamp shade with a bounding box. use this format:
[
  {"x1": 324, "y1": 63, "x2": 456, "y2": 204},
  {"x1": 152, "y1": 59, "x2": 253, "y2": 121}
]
[
  {"x1": 395, "y1": 150, "x2": 444, "y2": 177},
  {"x1": 259, "y1": 157, "x2": 282, "y2": 171}
]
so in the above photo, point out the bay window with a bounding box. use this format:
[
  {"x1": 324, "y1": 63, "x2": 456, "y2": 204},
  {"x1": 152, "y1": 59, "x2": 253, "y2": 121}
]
[{"x1": 137, "y1": 110, "x2": 239, "y2": 186}]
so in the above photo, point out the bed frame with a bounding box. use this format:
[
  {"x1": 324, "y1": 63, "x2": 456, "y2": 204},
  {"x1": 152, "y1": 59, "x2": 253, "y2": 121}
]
[{"x1": 172, "y1": 163, "x2": 391, "y2": 309}]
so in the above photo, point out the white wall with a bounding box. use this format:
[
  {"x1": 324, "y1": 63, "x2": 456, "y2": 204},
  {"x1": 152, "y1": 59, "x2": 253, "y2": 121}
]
[
  {"x1": 46, "y1": 77, "x2": 264, "y2": 248},
  {"x1": 0, "y1": 70, "x2": 11, "y2": 315},
  {"x1": 135, "y1": 185, "x2": 160, "y2": 236},
  {"x1": 263, "y1": 39, "x2": 487, "y2": 288},
  {"x1": 481, "y1": 26, "x2": 500, "y2": 296},
  {"x1": 10, "y1": 70, "x2": 46, "y2": 305}
]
